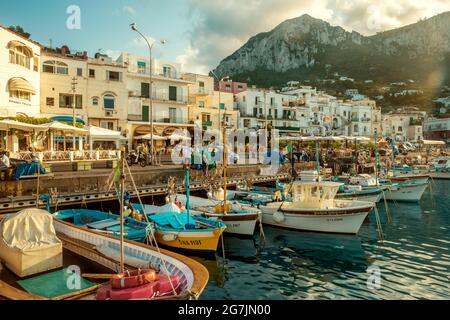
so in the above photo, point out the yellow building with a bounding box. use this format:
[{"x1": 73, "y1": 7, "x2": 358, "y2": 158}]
[
  {"x1": 183, "y1": 73, "x2": 239, "y2": 133},
  {"x1": 40, "y1": 47, "x2": 128, "y2": 132}
]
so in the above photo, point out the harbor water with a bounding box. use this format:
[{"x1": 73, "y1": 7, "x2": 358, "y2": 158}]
[{"x1": 196, "y1": 180, "x2": 450, "y2": 300}]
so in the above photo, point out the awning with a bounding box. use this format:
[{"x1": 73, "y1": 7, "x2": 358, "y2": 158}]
[
  {"x1": 50, "y1": 116, "x2": 85, "y2": 125},
  {"x1": 8, "y1": 78, "x2": 36, "y2": 95},
  {"x1": 39, "y1": 121, "x2": 88, "y2": 135},
  {"x1": 7, "y1": 40, "x2": 33, "y2": 56},
  {"x1": 419, "y1": 140, "x2": 446, "y2": 145},
  {"x1": 87, "y1": 126, "x2": 127, "y2": 141},
  {"x1": 0, "y1": 119, "x2": 48, "y2": 132}
]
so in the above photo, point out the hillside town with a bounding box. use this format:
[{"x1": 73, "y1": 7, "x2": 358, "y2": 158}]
[{"x1": 1, "y1": 25, "x2": 449, "y2": 158}]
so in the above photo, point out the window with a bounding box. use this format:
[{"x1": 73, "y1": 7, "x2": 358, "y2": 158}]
[
  {"x1": 89, "y1": 69, "x2": 95, "y2": 78},
  {"x1": 199, "y1": 101, "x2": 205, "y2": 108},
  {"x1": 33, "y1": 57, "x2": 38, "y2": 72},
  {"x1": 43, "y1": 61, "x2": 69, "y2": 75},
  {"x1": 220, "y1": 103, "x2": 225, "y2": 110},
  {"x1": 163, "y1": 66, "x2": 172, "y2": 77},
  {"x1": 255, "y1": 97, "x2": 258, "y2": 105},
  {"x1": 101, "y1": 121, "x2": 114, "y2": 130},
  {"x1": 225, "y1": 84, "x2": 231, "y2": 91},
  {"x1": 141, "y1": 83, "x2": 150, "y2": 98},
  {"x1": 270, "y1": 97, "x2": 275, "y2": 106},
  {"x1": 106, "y1": 71, "x2": 121, "y2": 81},
  {"x1": 103, "y1": 94, "x2": 116, "y2": 109},
  {"x1": 59, "y1": 94, "x2": 82, "y2": 108},
  {"x1": 9, "y1": 46, "x2": 31, "y2": 69},
  {"x1": 398, "y1": 126, "x2": 403, "y2": 132},
  {"x1": 253, "y1": 108, "x2": 258, "y2": 117},
  {"x1": 199, "y1": 81, "x2": 205, "y2": 93},
  {"x1": 9, "y1": 90, "x2": 31, "y2": 101},
  {"x1": 238, "y1": 85, "x2": 243, "y2": 89},
  {"x1": 137, "y1": 61, "x2": 146, "y2": 74},
  {"x1": 77, "y1": 68, "x2": 83, "y2": 77},
  {"x1": 46, "y1": 97, "x2": 55, "y2": 106},
  {"x1": 92, "y1": 97, "x2": 99, "y2": 106}
]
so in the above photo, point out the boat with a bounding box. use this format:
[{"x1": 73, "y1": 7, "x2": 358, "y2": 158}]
[
  {"x1": 429, "y1": 157, "x2": 450, "y2": 179},
  {"x1": 0, "y1": 209, "x2": 209, "y2": 300},
  {"x1": 54, "y1": 209, "x2": 150, "y2": 242},
  {"x1": 136, "y1": 202, "x2": 226, "y2": 252},
  {"x1": 259, "y1": 181, "x2": 375, "y2": 234},
  {"x1": 382, "y1": 180, "x2": 429, "y2": 202},
  {"x1": 335, "y1": 185, "x2": 383, "y2": 203},
  {"x1": 174, "y1": 193, "x2": 261, "y2": 236}
]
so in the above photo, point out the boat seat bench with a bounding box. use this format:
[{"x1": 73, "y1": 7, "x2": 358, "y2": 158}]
[{"x1": 86, "y1": 219, "x2": 120, "y2": 230}]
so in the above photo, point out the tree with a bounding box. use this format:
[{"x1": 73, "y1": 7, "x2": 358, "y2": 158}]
[{"x1": 8, "y1": 25, "x2": 31, "y2": 38}]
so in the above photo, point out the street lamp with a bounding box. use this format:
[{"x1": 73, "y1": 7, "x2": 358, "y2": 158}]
[
  {"x1": 131, "y1": 23, "x2": 166, "y2": 165},
  {"x1": 210, "y1": 70, "x2": 229, "y2": 130}
]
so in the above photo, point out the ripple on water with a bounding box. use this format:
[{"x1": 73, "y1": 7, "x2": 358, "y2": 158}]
[{"x1": 199, "y1": 180, "x2": 450, "y2": 300}]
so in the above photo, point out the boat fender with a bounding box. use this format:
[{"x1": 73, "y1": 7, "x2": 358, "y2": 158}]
[
  {"x1": 162, "y1": 233, "x2": 177, "y2": 242},
  {"x1": 273, "y1": 211, "x2": 285, "y2": 223}
]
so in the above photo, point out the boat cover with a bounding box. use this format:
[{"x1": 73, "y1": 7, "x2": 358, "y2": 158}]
[
  {"x1": 149, "y1": 212, "x2": 194, "y2": 229},
  {"x1": 0, "y1": 209, "x2": 62, "y2": 277}
]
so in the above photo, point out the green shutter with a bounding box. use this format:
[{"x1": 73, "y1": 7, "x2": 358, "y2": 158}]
[
  {"x1": 138, "y1": 61, "x2": 146, "y2": 67},
  {"x1": 142, "y1": 105, "x2": 149, "y2": 122},
  {"x1": 169, "y1": 86, "x2": 177, "y2": 101},
  {"x1": 220, "y1": 103, "x2": 225, "y2": 110},
  {"x1": 141, "y1": 83, "x2": 149, "y2": 98}
]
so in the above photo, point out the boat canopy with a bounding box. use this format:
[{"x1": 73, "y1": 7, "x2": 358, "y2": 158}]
[{"x1": 291, "y1": 181, "x2": 342, "y2": 209}]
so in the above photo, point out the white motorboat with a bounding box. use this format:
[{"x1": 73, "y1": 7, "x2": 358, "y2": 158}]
[
  {"x1": 382, "y1": 181, "x2": 429, "y2": 202},
  {"x1": 259, "y1": 181, "x2": 375, "y2": 234}
]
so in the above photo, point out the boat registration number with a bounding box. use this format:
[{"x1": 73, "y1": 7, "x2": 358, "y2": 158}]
[
  {"x1": 179, "y1": 240, "x2": 202, "y2": 246},
  {"x1": 326, "y1": 218, "x2": 343, "y2": 222}
]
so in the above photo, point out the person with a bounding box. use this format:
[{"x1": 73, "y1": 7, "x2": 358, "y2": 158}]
[{"x1": 0, "y1": 151, "x2": 10, "y2": 170}]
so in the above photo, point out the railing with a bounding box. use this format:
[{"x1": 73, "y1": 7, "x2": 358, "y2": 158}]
[
  {"x1": 11, "y1": 150, "x2": 120, "y2": 163},
  {"x1": 202, "y1": 121, "x2": 213, "y2": 126}
]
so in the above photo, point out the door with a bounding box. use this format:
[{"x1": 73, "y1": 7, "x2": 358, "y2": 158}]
[
  {"x1": 142, "y1": 105, "x2": 149, "y2": 122},
  {"x1": 169, "y1": 108, "x2": 177, "y2": 123}
]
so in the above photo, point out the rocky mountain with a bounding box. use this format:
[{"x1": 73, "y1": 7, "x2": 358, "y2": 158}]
[{"x1": 212, "y1": 12, "x2": 450, "y2": 87}]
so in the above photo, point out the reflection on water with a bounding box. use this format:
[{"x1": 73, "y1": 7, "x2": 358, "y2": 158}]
[{"x1": 197, "y1": 181, "x2": 450, "y2": 300}]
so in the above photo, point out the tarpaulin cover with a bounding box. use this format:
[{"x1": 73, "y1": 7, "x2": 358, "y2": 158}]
[
  {"x1": 0, "y1": 209, "x2": 62, "y2": 277},
  {"x1": 15, "y1": 162, "x2": 46, "y2": 180}
]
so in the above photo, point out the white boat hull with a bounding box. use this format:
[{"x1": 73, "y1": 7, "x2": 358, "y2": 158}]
[
  {"x1": 259, "y1": 201, "x2": 373, "y2": 234},
  {"x1": 261, "y1": 210, "x2": 369, "y2": 234},
  {"x1": 199, "y1": 215, "x2": 258, "y2": 236},
  {"x1": 384, "y1": 183, "x2": 429, "y2": 202}
]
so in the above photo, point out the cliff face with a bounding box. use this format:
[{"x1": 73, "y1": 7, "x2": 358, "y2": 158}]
[{"x1": 213, "y1": 12, "x2": 450, "y2": 85}]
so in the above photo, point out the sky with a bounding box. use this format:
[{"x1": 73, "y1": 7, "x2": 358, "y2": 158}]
[{"x1": 1, "y1": 0, "x2": 449, "y2": 74}]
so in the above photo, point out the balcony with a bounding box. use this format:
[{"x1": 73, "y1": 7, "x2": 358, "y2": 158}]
[
  {"x1": 275, "y1": 126, "x2": 300, "y2": 131},
  {"x1": 159, "y1": 117, "x2": 186, "y2": 124},
  {"x1": 310, "y1": 120, "x2": 321, "y2": 125},
  {"x1": 141, "y1": 91, "x2": 187, "y2": 104},
  {"x1": 202, "y1": 120, "x2": 213, "y2": 127},
  {"x1": 410, "y1": 118, "x2": 423, "y2": 126},
  {"x1": 361, "y1": 117, "x2": 371, "y2": 122}
]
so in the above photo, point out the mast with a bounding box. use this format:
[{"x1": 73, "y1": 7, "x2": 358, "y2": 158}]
[
  {"x1": 315, "y1": 140, "x2": 320, "y2": 174},
  {"x1": 119, "y1": 150, "x2": 125, "y2": 274},
  {"x1": 222, "y1": 121, "x2": 228, "y2": 213},
  {"x1": 374, "y1": 129, "x2": 380, "y2": 186},
  {"x1": 185, "y1": 165, "x2": 190, "y2": 223}
]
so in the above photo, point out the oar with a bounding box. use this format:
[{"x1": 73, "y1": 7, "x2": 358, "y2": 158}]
[{"x1": 81, "y1": 273, "x2": 117, "y2": 279}]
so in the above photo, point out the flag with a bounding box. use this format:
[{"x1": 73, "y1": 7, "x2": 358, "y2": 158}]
[{"x1": 284, "y1": 143, "x2": 292, "y2": 154}]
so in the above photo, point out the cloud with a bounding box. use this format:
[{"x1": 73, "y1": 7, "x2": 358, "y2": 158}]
[
  {"x1": 182, "y1": 0, "x2": 450, "y2": 73},
  {"x1": 132, "y1": 36, "x2": 156, "y2": 48},
  {"x1": 123, "y1": 6, "x2": 136, "y2": 17}
]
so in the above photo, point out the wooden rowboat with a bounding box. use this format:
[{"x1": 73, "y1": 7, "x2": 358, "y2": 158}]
[{"x1": 0, "y1": 215, "x2": 209, "y2": 300}]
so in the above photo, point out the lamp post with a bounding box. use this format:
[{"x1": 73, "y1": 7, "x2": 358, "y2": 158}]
[
  {"x1": 210, "y1": 71, "x2": 229, "y2": 132},
  {"x1": 131, "y1": 23, "x2": 166, "y2": 165}
]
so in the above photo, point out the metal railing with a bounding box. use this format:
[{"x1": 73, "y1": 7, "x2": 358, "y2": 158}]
[{"x1": 11, "y1": 150, "x2": 120, "y2": 163}]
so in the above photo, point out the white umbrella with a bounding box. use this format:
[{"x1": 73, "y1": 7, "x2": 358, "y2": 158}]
[
  {"x1": 39, "y1": 121, "x2": 88, "y2": 134},
  {"x1": 134, "y1": 134, "x2": 167, "y2": 141},
  {"x1": 167, "y1": 133, "x2": 191, "y2": 141},
  {"x1": 0, "y1": 119, "x2": 48, "y2": 132}
]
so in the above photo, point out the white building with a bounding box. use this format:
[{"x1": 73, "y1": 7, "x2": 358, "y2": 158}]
[
  {"x1": 117, "y1": 52, "x2": 194, "y2": 139},
  {"x1": 382, "y1": 112, "x2": 424, "y2": 142},
  {"x1": 0, "y1": 26, "x2": 41, "y2": 117}
]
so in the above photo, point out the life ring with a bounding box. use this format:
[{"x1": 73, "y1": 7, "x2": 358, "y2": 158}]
[
  {"x1": 273, "y1": 211, "x2": 285, "y2": 223},
  {"x1": 110, "y1": 269, "x2": 156, "y2": 289}
]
